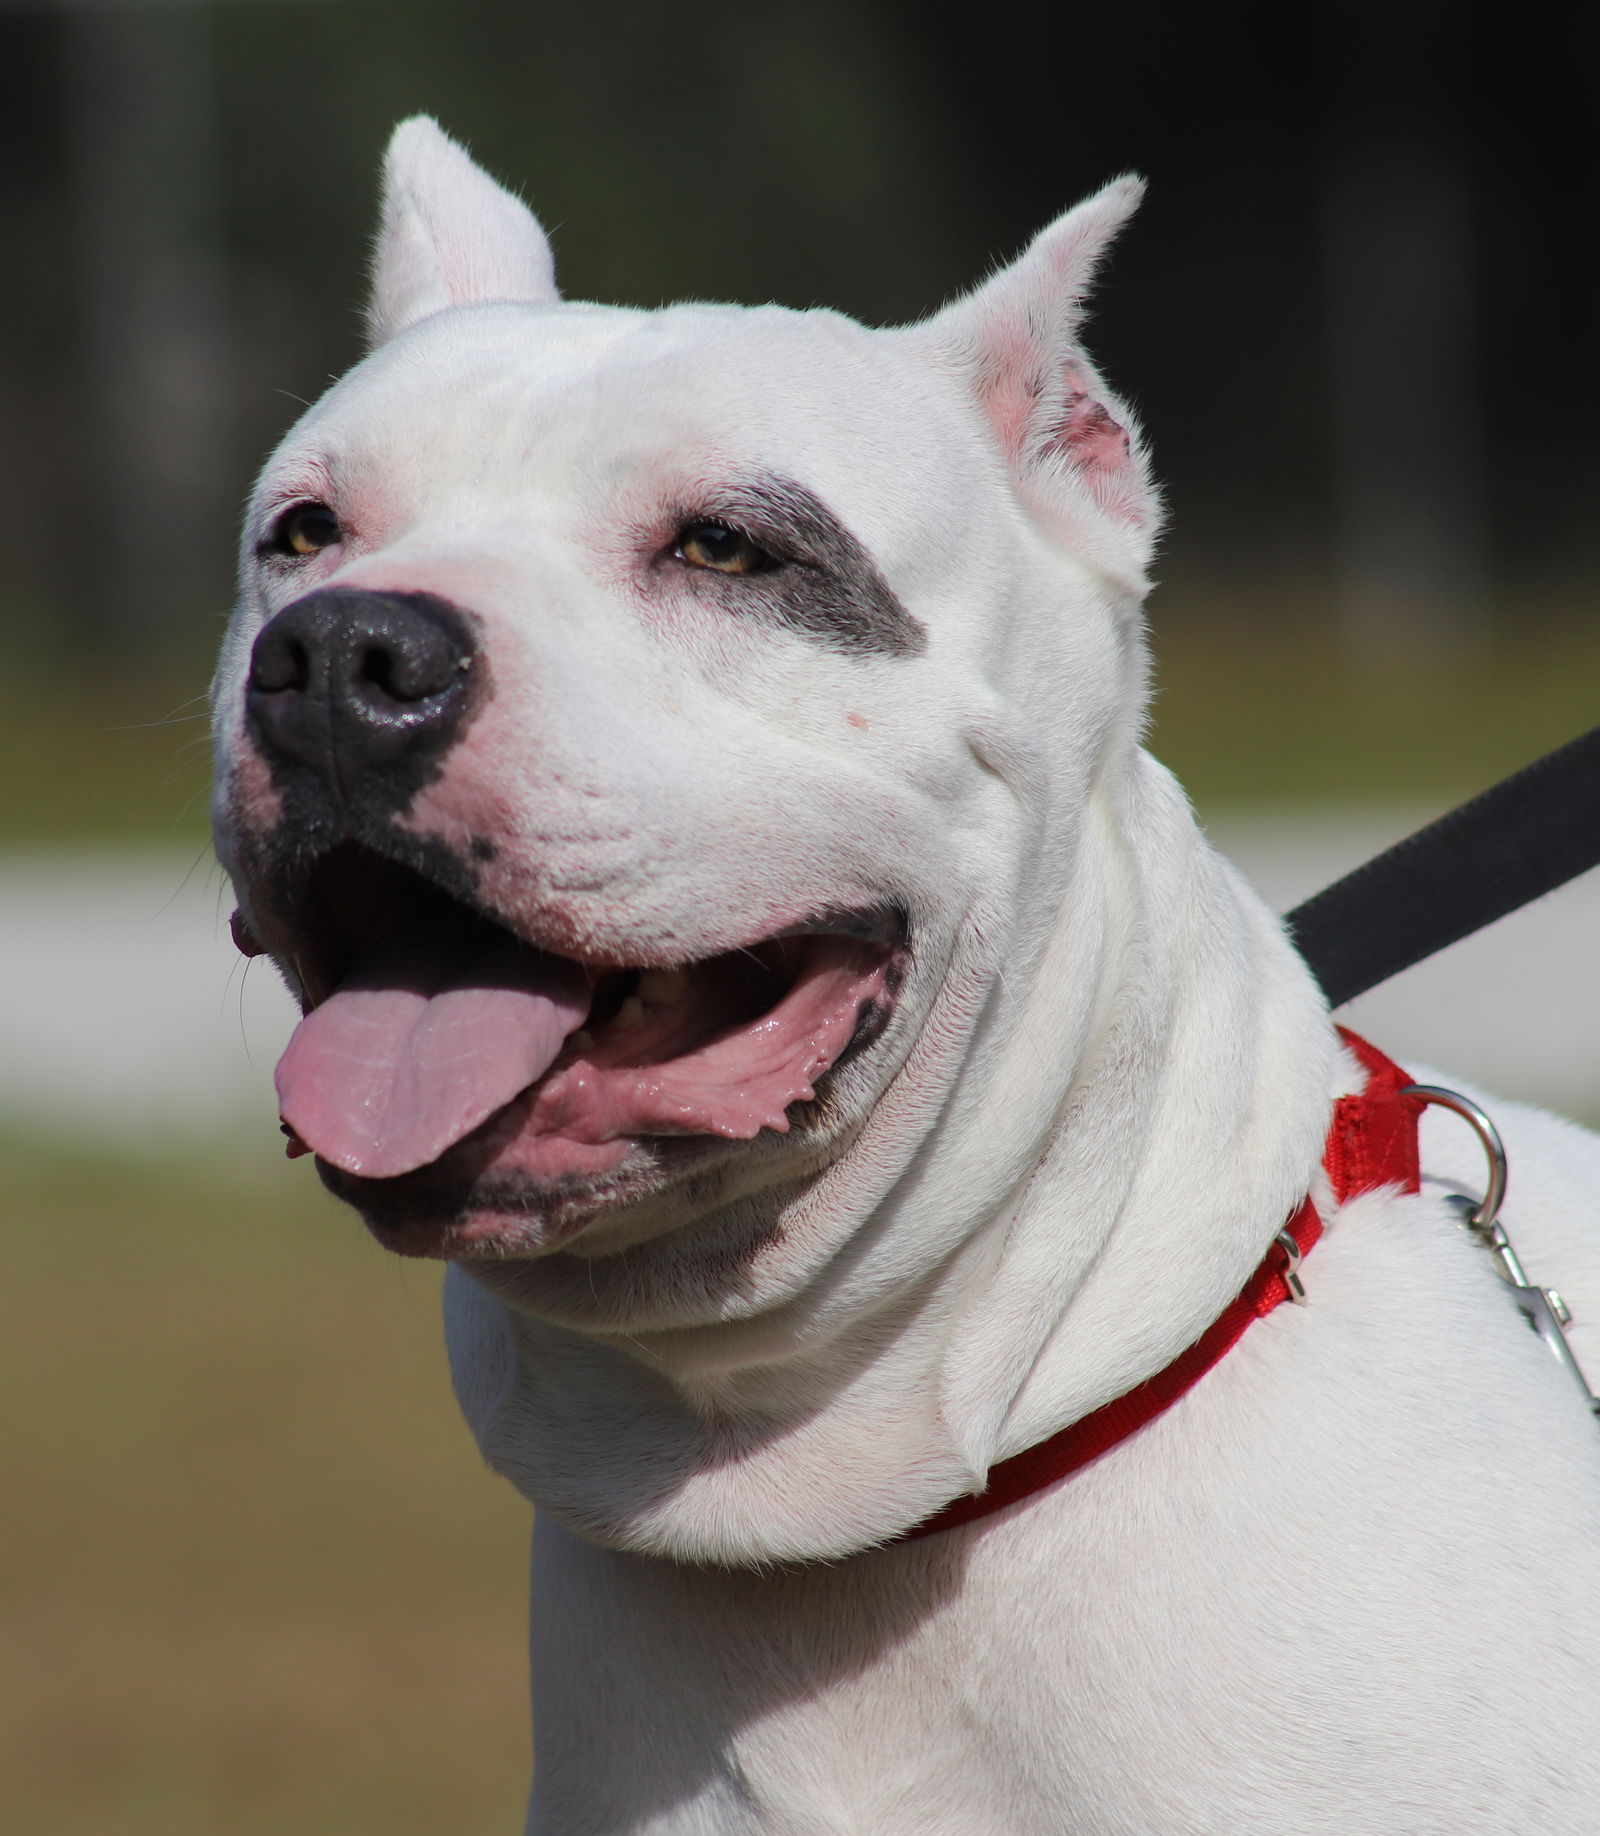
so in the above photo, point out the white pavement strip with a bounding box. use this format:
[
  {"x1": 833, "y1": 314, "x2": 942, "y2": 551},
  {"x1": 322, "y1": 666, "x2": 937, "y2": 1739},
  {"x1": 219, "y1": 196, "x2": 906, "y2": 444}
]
[
  {"x1": 1207, "y1": 808, "x2": 1599, "y2": 1119},
  {"x1": 0, "y1": 815, "x2": 1595, "y2": 1147},
  {"x1": 0, "y1": 849, "x2": 297, "y2": 1146}
]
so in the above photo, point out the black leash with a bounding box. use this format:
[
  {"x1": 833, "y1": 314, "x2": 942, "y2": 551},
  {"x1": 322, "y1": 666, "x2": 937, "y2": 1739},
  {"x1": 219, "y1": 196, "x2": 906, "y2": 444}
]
[{"x1": 1284, "y1": 724, "x2": 1600, "y2": 1009}]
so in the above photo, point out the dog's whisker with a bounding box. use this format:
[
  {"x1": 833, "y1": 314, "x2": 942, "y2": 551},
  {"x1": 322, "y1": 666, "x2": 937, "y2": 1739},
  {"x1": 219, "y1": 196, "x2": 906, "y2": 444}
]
[{"x1": 118, "y1": 696, "x2": 211, "y2": 733}]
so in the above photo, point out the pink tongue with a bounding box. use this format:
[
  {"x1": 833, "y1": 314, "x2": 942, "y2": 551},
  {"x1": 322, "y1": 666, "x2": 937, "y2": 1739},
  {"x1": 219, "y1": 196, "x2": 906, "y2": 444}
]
[{"x1": 275, "y1": 937, "x2": 590, "y2": 1179}]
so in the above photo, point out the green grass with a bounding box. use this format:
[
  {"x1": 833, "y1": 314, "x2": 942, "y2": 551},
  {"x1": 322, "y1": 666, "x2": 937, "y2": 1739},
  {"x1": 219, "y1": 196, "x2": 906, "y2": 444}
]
[
  {"x1": 1, "y1": 1136, "x2": 532, "y2": 1836},
  {"x1": 0, "y1": 669, "x2": 214, "y2": 850},
  {"x1": 1146, "y1": 610, "x2": 1600, "y2": 809},
  {"x1": 7, "y1": 614, "x2": 1596, "y2": 849}
]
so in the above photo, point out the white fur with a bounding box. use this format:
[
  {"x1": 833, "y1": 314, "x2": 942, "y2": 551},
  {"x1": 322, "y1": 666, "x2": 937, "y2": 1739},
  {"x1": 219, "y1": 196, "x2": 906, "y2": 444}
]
[{"x1": 214, "y1": 119, "x2": 1600, "y2": 1832}]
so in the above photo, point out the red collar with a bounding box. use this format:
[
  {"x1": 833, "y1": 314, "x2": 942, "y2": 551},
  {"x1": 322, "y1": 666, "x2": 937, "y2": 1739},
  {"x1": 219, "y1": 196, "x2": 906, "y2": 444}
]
[{"x1": 895, "y1": 1028, "x2": 1422, "y2": 1543}]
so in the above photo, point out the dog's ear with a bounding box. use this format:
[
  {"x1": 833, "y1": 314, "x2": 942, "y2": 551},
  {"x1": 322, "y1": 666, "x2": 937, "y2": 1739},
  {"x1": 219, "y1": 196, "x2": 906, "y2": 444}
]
[
  {"x1": 367, "y1": 117, "x2": 559, "y2": 348},
  {"x1": 923, "y1": 178, "x2": 1158, "y2": 567}
]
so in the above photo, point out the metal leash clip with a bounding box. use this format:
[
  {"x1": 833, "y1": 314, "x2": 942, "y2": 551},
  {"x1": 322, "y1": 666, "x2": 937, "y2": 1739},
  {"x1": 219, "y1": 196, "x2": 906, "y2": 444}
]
[{"x1": 1404, "y1": 1084, "x2": 1600, "y2": 1419}]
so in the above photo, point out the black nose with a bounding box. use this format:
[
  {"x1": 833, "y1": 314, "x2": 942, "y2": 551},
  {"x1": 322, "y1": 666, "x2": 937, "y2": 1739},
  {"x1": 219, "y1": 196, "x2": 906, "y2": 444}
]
[{"x1": 246, "y1": 588, "x2": 480, "y2": 796}]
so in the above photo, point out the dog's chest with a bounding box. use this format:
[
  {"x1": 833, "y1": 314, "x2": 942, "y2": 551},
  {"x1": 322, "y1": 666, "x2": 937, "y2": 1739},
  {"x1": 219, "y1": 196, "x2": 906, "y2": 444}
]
[{"x1": 525, "y1": 1244, "x2": 1600, "y2": 1836}]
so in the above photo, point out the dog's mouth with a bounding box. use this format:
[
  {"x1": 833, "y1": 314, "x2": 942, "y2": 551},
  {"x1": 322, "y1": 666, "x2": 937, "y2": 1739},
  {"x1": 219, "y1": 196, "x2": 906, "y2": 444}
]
[{"x1": 248, "y1": 844, "x2": 899, "y2": 1207}]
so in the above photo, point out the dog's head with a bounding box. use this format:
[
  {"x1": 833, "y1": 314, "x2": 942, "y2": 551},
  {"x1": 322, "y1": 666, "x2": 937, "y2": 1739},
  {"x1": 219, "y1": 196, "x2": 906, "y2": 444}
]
[{"x1": 212, "y1": 119, "x2": 1158, "y2": 1284}]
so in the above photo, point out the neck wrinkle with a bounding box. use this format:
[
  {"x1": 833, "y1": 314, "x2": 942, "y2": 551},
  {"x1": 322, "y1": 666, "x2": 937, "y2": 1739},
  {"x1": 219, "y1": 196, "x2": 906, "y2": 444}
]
[{"x1": 936, "y1": 754, "x2": 1337, "y2": 1475}]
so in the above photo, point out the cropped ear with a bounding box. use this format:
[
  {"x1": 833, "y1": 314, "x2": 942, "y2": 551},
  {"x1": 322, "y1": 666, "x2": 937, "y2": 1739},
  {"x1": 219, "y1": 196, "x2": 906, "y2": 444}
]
[
  {"x1": 367, "y1": 116, "x2": 559, "y2": 348},
  {"x1": 924, "y1": 178, "x2": 1158, "y2": 563}
]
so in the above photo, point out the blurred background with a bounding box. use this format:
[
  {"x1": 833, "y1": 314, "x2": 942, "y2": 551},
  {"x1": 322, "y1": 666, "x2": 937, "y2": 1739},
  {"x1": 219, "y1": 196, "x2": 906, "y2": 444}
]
[{"x1": 3, "y1": 1, "x2": 1596, "y2": 1829}]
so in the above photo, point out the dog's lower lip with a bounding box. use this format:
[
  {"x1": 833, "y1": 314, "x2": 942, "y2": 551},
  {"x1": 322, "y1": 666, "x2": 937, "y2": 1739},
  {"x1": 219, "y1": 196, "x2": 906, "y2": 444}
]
[{"x1": 318, "y1": 1130, "x2": 734, "y2": 1259}]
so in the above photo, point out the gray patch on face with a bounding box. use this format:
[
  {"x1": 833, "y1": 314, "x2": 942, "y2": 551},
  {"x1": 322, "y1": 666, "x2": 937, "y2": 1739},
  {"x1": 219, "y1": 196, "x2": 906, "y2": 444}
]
[{"x1": 680, "y1": 474, "x2": 927, "y2": 658}]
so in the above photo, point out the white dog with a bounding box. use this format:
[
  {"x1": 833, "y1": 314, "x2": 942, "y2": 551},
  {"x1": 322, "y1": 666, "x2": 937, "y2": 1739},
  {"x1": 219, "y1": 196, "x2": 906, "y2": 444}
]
[{"x1": 211, "y1": 119, "x2": 1600, "y2": 1833}]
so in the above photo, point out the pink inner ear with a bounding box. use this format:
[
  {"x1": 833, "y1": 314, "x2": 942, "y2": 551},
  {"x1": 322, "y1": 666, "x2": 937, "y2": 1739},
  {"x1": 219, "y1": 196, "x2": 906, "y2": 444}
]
[
  {"x1": 1039, "y1": 362, "x2": 1149, "y2": 531},
  {"x1": 1045, "y1": 386, "x2": 1131, "y2": 477}
]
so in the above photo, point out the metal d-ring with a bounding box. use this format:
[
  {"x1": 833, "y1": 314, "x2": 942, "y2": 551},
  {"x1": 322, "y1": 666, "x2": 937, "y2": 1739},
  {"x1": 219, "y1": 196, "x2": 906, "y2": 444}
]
[
  {"x1": 1405, "y1": 1082, "x2": 1599, "y2": 1418},
  {"x1": 1402, "y1": 1084, "x2": 1508, "y2": 1231}
]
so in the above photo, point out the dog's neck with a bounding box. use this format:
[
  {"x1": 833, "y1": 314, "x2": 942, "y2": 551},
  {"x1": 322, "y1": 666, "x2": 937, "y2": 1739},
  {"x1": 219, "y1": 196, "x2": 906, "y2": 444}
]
[{"x1": 445, "y1": 748, "x2": 1338, "y2": 1565}]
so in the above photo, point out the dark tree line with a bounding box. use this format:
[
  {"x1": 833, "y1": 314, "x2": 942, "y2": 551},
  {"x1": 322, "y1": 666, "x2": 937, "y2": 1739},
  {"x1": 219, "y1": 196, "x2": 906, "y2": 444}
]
[{"x1": 3, "y1": 0, "x2": 1596, "y2": 662}]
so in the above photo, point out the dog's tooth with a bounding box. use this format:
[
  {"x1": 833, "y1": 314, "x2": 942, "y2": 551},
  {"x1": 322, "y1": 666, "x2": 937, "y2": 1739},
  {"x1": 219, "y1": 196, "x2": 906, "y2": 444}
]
[
  {"x1": 638, "y1": 968, "x2": 689, "y2": 1006},
  {"x1": 614, "y1": 995, "x2": 647, "y2": 1030},
  {"x1": 570, "y1": 1030, "x2": 595, "y2": 1052}
]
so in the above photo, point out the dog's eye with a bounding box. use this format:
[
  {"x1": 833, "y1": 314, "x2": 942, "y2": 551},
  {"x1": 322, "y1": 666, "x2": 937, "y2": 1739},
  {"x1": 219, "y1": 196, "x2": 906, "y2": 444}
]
[
  {"x1": 675, "y1": 522, "x2": 773, "y2": 576},
  {"x1": 269, "y1": 503, "x2": 343, "y2": 558}
]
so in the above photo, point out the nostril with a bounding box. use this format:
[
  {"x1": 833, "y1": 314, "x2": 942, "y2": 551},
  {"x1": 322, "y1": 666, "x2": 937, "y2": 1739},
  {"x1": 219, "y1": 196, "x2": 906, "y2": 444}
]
[
  {"x1": 359, "y1": 642, "x2": 399, "y2": 697},
  {"x1": 251, "y1": 633, "x2": 310, "y2": 694},
  {"x1": 355, "y1": 634, "x2": 460, "y2": 704}
]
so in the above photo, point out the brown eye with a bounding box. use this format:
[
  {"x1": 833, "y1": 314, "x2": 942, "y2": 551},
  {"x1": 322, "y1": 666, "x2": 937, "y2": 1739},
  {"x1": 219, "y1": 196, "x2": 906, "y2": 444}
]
[
  {"x1": 270, "y1": 502, "x2": 342, "y2": 558},
  {"x1": 676, "y1": 522, "x2": 772, "y2": 575}
]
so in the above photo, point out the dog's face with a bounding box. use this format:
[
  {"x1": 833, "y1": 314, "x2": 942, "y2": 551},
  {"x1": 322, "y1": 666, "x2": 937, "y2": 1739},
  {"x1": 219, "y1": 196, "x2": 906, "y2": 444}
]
[{"x1": 212, "y1": 121, "x2": 1155, "y2": 1279}]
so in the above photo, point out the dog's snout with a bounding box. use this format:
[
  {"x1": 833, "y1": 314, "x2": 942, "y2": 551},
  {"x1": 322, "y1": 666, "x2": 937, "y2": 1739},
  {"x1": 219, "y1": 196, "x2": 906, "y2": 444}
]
[{"x1": 246, "y1": 587, "x2": 482, "y2": 802}]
